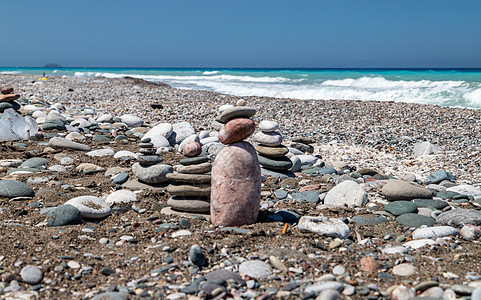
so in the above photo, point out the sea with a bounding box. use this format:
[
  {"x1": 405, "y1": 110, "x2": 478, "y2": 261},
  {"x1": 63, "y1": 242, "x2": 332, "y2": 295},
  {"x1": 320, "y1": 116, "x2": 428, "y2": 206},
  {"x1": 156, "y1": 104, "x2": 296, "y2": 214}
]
[{"x1": 1, "y1": 67, "x2": 481, "y2": 109}]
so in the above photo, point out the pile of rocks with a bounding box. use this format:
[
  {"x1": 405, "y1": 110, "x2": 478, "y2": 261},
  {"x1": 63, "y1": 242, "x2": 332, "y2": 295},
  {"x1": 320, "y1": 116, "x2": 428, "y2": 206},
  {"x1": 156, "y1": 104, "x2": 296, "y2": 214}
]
[
  {"x1": 131, "y1": 137, "x2": 173, "y2": 185},
  {"x1": 166, "y1": 149, "x2": 212, "y2": 213},
  {"x1": 136, "y1": 137, "x2": 163, "y2": 166},
  {"x1": 211, "y1": 104, "x2": 261, "y2": 226},
  {"x1": 254, "y1": 120, "x2": 293, "y2": 176},
  {"x1": 0, "y1": 86, "x2": 21, "y2": 113}
]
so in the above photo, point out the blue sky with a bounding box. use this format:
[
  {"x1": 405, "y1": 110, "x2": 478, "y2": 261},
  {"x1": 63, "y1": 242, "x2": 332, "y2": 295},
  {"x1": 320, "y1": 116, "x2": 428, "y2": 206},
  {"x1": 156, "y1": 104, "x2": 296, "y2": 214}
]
[{"x1": 1, "y1": 0, "x2": 480, "y2": 68}]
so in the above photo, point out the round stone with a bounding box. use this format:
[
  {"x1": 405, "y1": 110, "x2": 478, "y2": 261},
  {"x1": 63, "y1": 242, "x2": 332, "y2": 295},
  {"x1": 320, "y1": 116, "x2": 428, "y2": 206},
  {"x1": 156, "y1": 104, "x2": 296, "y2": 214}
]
[
  {"x1": 258, "y1": 120, "x2": 279, "y2": 133},
  {"x1": 324, "y1": 180, "x2": 368, "y2": 207},
  {"x1": 239, "y1": 260, "x2": 272, "y2": 279},
  {"x1": 381, "y1": 180, "x2": 433, "y2": 201},
  {"x1": 120, "y1": 114, "x2": 143, "y2": 128},
  {"x1": 20, "y1": 265, "x2": 43, "y2": 285},
  {"x1": 168, "y1": 196, "x2": 210, "y2": 213},
  {"x1": 257, "y1": 155, "x2": 293, "y2": 171},
  {"x1": 183, "y1": 142, "x2": 202, "y2": 157},
  {"x1": 385, "y1": 201, "x2": 418, "y2": 216},
  {"x1": 396, "y1": 213, "x2": 436, "y2": 228},
  {"x1": 254, "y1": 131, "x2": 282, "y2": 146},
  {"x1": 189, "y1": 245, "x2": 206, "y2": 267},
  {"x1": 144, "y1": 122, "x2": 173, "y2": 139},
  {"x1": 105, "y1": 190, "x2": 137, "y2": 211},
  {"x1": 0, "y1": 180, "x2": 35, "y2": 198},
  {"x1": 211, "y1": 141, "x2": 261, "y2": 226},
  {"x1": 65, "y1": 196, "x2": 112, "y2": 219},
  {"x1": 47, "y1": 204, "x2": 82, "y2": 226},
  {"x1": 393, "y1": 263, "x2": 415, "y2": 276},
  {"x1": 412, "y1": 226, "x2": 459, "y2": 239},
  {"x1": 289, "y1": 155, "x2": 302, "y2": 172},
  {"x1": 20, "y1": 158, "x2": 49, "y2": 169},
  {"x1": 167, "y1": 184, "x2": 211, "y2": 197},
  {"x1": 218, "y1": 106, "x2": 256, "y2": 123},
  {"x1": 166, "y1": 173, "x2": 211, "y2": 184},
  {"x1": 436, "y1": 208, "x2": 481, "y2": 226},
  {"x1": 255, "y1": 145, "x2": 289, "y2": 157},
  {"x1": 218, "y1": 118, "x2": 256, "y2": 145},
  {"x1": 86, "y1": 149, "x2": 115, "y2": 157},
  {"x1": 168, "y1": 122, "x2": 196, "y2": 145},
  {"x1": 132, "y1": 163, "x2": 173, "y2": 184},
  {"x1": 236, "y1": 99, "x2": 247, "y2": 106}
]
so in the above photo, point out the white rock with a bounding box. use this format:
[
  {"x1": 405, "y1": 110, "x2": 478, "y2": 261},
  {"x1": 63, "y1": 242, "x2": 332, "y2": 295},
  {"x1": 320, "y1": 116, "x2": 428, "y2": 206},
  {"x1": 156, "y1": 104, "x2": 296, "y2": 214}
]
[
  {"x1": 171, "y1": 230, "x2": 193, "y2": 238},
  {"x1": 298, "y1": 216, "x2": 350, "y2": 239},
  {"x1": 324, "y1": 180, "x2": 368, "y2": 207},
  {"x1": 0, "y1": 109, "x2": 39, "y2": 142},
  {"x1": 382, "y1": 246, "x2": 408, "y2": 255},
  {"x1": 120, "y1": 114, "x2": 143, "y2": 128},
  {"x1": 200, "y1": 137, "x2": 219, "y2": 145},
  {"x1": 114, "y1": 151, "x2": 138, "y2": 159},
  {"x1": 144, "y1": 123, "x2": 173, "y2": 140},
  {"x1": 70, "y1": 118, "x2": 91, "y2": 128},
  {"x1": 259, "y1": 120, "x2": 279, "y2": 132},
  {"x1": 460, "y1": 225, "x2": 480, "y2": 240},
  {"x1": 23, "y1": 105, "x2": 40, "y2": 112},
  {"x1": 390, "y1": 285, "x2": 415, "y2": 300},
  {"x1": 105, "y1": 190, "x2": 137, "y2": 211},
  {"x1": 403, "y1": 239, "x2": 436, "y2": 249},
  {"x1": 168, "y1": 122, "x2": 195, "y2": 145},
  {"x1": 289, "y1": 155, "x2": 302, "y2": 172},
  {"x1": 148, "y1": 135, "x2": 171, "y2": 148},
  {"x1": 86, "y1": 148, "x2": 115, "y2": 157},
  {"x1": 96, "y1": 113, "x2": 113, "y2": 123},
  {"x1": 412, "y1": 226, "x2": 459, "y2": 240},
  {"x1": 446, "y1": 184, "x2": 481, "y2": 196},
  {"x1": 60, "y1": 157, "x2": 74, "y2": 165},
  {"x1": 392, "y1": 263, "x2": 415, "y2": 276},
  {"x1": 305, "y1": 281, "x2": 344, "y2": 295},
  {"x1": 48, "y1": 165, "x2": 67, "y2": 172},
  {"x1": 198, "y1": 130, "x2": 210, "y2": 139},
  {"x1": 297, "y1": 154, "x2": 317, "y2": 166},
  {"x1": 46, "y1": 110, "x2": 67, "y2": 122},
  {"x1": 65, "y1": 196, "x2": 111, "y2": 219},
  {"x1": 219, "y1": 104, "x2": 234, "y2": 113},
  {"x1": 0, "y1": 159, "x2": 22, "y2": 167},
  {"x1": 414, "y1": 141, "x2": 441, "y2": 157},
  {"x1": 65, "y1": 132, "x2": 86, "y2": 141},
  {"x1": 32, "y1": 111, "x2": 46, "y2": 119},
  {"x1": 239, "y1": 260, "x2": 272, "y2": 280}
]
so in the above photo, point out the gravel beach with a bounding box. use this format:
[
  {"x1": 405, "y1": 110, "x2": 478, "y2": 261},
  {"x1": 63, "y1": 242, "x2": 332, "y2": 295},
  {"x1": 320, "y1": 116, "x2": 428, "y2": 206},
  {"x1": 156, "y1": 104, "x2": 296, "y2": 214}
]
[{"x1": 1, "y1": 74, "x2": 481, "y2": 299}]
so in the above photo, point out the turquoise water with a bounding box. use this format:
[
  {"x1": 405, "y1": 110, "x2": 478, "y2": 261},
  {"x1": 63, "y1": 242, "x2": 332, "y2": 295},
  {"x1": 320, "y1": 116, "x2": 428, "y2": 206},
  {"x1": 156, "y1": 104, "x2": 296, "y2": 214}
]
[{"x1": 1, "y1": 67, "x2": 481, "y2": 108}]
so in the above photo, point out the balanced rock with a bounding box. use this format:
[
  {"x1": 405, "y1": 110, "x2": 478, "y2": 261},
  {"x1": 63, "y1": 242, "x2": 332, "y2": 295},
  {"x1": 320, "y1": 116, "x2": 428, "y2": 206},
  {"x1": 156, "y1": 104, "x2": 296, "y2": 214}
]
[
  {"x1": 211, "y1": 141, "x2": 261, "y2": 226},
  {"x1": 258, "y1": 120, "x2": 279, "y2": 132},
  {"x1": 132, "y1": 163, "x2": 173, "y2": 184},
  {"x1": 218, "y1": 106, "x2": 256, "y2": 123},
  {"x1": 255, "y1": 144, "x2": 289, "y2": 157},
  {"x1": 166, "y1": 173, "x2": 211, "y2": 184},
  {"x1": 175, "y1": 162, "x2": 211, "y2": 174},
  {"x1": 183, "y1": 141, "x2": 202, "y2": 157},
  {"x1": 0, "y1": 93, "x2": 20, "y2": 102},
  {"x1": 257, "y1": 155, "x2": 293, "y2": 171},
  {"x1": 1, "y1": 87, "x2": 14, "y2": 94},
  {"x1": 218, "y1": 118, "x2": 255, "y2": 145},
  {"x1": 254, "y1": 131, "x2": 282, "y2": 146},
  {"x1": 167, "y1": 183, "x2": 211, "y2": 197},
  {"x1": 168, "y1": 196, "x2": 210, "y2": 213}
]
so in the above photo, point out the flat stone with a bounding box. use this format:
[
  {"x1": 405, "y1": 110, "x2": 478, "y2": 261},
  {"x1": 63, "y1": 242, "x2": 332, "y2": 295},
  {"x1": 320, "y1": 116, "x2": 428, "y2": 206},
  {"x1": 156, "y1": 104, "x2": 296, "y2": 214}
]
[
  {"x1": 92, "y1": 135, "x2": 111, "y2": 142},
  {"x1": 20, "y1": 265, "x2": 43, "y2": 285},
  {"x1": 113, "y1": 151, "x2": 137, "y2": 159},
  {"x1": 396, "y1": 213, "x2": 435, "y2": 228},
  {"x1": 86, "y1": 148, "x2": 115, "y2": 157},
  {"x1": 393, "y1": 263, "x2": 415, "y2": 276},
  {"x1": 413, "y1": 199, "x2": 448, "y2": 209},
  {"x1": 324, "y1": 180, "x2": 368, "y2": 207},
  {"x1": 412, "y1": 226, "x2": 459, "y2": 239},
  {"x1": 1, "y1": 87, "x2": 14, "y2": 94},
  {"x1": 304, "y1": 281, "x2": 344, "y2": 295},
  {"x1": 168, "y1": 196, "x2": 210, "y2": 213},
  {"x1": 166, "y1": 173, "x2": 211, "y2": 183},
  {"x1": 239, "y1": 260, "x2": 272, "y2": 279},
  {"x1": 20, "y1": 158, "x2": 49, "y2": 169},
  {"x1": 65, "y1": 196, "x2": 111, "y2": 219},
  {"x1": 132, "y1": 163, "x2": 173, "y2": 184},
  {"x1": 167, "y1": 183, "x2": 211, "y2": 197},
  {"x1": 351, "y1": 216, "x2": 388, "y2": 226},
  {"x1": 274, "y1": 189, "x2": 288, "y2": 199},
  {"x1": 403, "y1": 239, "x2": 436, "y2": 249},
  {"x1": 254, "y1": 131, "x2": 282, "y2": 146},
  {"x1": 259, "y1": 120, "x2": 279, "y2": 132},
  {"x1": 0, "y1": 180, "x2": 35, "y2": 198},
  {"x1": 427, "y1": 170, "x2": 455, "y2": 184},
  {"x1": 136, "y1": 155, "x2": 162, "y2": 165},
  {"x1": 436, "y1": 208, "x2": 481, "y2": 226},
  {"x1": 255, "y1": 144, "x2": 289, "y2": 157},
  {"x1": 120, "y1": 114, "x2": 143, "y2": 128},
  {"x1": 218, "y1": 106, "x2": 256, "y2": 123},
  {"x1": 298, "y1": 216, "x2": 350, "y2": 239},
  {"x1": 105, "y1": 190, "x2": 137, "y2": 210},
  {"x1": 290, "y1": 142, "x2": 314, "y2": 154},
  {"x1": 292, "y1": 137, "x2": 315, "y2": 144},
  {"x1": 385, "y1": 201, "x2": 418, "y2": 216},
  {"x1": 211, "y1": 141, "x2": 261, "y2": 226},
  {"x1": 92, "y1": 292, "x2": 129, "y2": 300},
  {"x1": 42, "y1": 119, "x2": 66, "y2": 130},
  {"x1": 261, "y1": 168, "x2": 295, "y2": 178},
  {"x1": 297, "y1": 154, "x2": 318, "y2": 166},
  {"x1": 175, "y1": 162, "x2": 211, "y2": 174},
  {"x1": 289, "y1": 191, "x2": 320, "y2": 204},
  {"x1": 49, "y1": 137, "x2": 90, "y2": 151},
  {"x1": 144, "y1": 122, "x2": 173, "y2": 139},
  {"x1": 205, "y1": 269, "x2": 245, "y2": 286},
  {"x1": 446, "y1": 184, "x2": 481, "y2": 195},
  {"x1": 381, "y1": 180, "x2": 433, "y2": 201},
  {"x1": 219, "y1": 118, "x2": 256, "y2": 144},
  {"x1": 179, "y1": 156, "x2": 209, "y2": 166},
  {"x1": 258, "y1": 154, "x2": 293, "y2": 171},
  {"x1": 47, "y1": 204, "x2": 82, "y2": 226}
]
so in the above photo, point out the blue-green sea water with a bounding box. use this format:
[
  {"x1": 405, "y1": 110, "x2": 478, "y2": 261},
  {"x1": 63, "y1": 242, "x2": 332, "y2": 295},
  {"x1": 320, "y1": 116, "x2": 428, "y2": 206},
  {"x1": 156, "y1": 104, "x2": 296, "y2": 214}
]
[{"x1": 1, "y1": 67, "x2": 481, "y2": 108}]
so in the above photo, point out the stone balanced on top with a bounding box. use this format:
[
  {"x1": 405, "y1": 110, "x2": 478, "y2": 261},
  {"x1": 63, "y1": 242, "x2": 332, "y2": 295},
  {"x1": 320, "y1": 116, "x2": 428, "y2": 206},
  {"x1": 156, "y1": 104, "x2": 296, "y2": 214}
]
[
  {"x1": 0, "y1": 86, "x2": 21, "y2": 113},
  {"x1": 254, "y1": 120, "x2": 293, "y2": 174},
  {"x1": 211, "y1": 103, "x2": 261, "y2": 226},
  {"x1": 131, "y1": 137, "x2": 173, "y2": 184},
  {"x1": 166, "y1": 142, "x2": 212, "y2": 213}
]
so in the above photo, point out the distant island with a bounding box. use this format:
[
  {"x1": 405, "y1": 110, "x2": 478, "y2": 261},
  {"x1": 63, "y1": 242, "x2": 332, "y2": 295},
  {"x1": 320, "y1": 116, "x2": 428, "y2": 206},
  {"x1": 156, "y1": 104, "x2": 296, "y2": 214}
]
[{"x1": 43, "y1": 63, "x2": 62, "y2": 68}]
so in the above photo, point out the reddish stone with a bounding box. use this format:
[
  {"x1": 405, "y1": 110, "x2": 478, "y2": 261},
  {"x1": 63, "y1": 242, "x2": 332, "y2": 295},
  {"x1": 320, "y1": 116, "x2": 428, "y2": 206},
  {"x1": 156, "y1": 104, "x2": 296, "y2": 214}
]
[
  {"x1": 360, "y1": 256, "x2": 378, "y2": 272},
  {"x1": 364, "y1": 177, "x2": 378, "y2": 182},
  {"x1": 211, "y1": 141, "x2": 261, "y2": 226},
  {"x1": 1, "y1": 87, "x2": 13, "y2": 94},
  {"x1": 299, "y1": 184, "x2": 321, "y2": 192},
  {"x1": 182, "y1": 142, "x2": 202, "y2": 157},
  {"x1": 0, "y1": 93, "x2": 20, "y2": 102},
  {"x1": 218, "y1": 118, "x2": 255, "y2": 145}
]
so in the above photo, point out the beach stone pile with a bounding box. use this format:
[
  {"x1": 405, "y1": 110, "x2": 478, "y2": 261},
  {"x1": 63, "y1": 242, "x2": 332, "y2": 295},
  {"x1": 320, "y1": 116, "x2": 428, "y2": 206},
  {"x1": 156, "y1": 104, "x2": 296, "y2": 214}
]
[
  {"x1": 254, "y1": 120, "x2": 293, "y2": 177},
  {"x1": 211, "y1": 104, "x2": 261, "y2": 226},
  {"x1": 165, "y1": 142, "x2": 212, "y2": 213},
  {"x1": 0, "y1": 86, "x2": 22, "y2": 113},
  {"x1": 132, "y1": 137, "x2": 173, "y2": 184}
]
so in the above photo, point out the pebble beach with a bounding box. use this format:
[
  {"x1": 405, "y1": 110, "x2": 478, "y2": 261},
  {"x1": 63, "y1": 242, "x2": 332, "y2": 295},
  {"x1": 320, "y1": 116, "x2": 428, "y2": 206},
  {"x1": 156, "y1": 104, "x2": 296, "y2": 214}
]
[{"x1": 1, "y1": 74, "x2": 481, "y2": 299}]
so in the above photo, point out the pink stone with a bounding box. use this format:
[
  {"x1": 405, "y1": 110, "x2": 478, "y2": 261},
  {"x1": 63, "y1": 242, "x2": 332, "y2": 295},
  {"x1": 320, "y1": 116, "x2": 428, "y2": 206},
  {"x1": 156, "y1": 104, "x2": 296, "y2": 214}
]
[
  {"x1": 183, "y1": 142, "x2": 202, "y2": 157},
  {"x1": 218, "y1": 118, "x2": 255, "y2": 145},
  {"x1": 211, "y1": 141, "x2": 261, "y2": 226}
]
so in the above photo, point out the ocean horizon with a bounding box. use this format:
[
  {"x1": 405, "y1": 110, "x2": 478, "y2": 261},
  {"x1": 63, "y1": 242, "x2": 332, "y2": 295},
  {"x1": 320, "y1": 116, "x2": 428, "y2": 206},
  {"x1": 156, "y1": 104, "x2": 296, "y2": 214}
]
[{"x1": 1, "y1": 67, "x2": 481, "y2": 109}]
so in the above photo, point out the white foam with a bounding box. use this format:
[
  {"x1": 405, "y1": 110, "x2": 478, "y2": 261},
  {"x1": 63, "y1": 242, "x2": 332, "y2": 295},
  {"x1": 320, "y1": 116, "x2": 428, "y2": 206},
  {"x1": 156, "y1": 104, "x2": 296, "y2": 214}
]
[
  {"x1": 0, "y1": 71, "x2": 21, "y2": 74},
  {"x1": 203, "y1": 71, "x2": 219, "y2": 75}
]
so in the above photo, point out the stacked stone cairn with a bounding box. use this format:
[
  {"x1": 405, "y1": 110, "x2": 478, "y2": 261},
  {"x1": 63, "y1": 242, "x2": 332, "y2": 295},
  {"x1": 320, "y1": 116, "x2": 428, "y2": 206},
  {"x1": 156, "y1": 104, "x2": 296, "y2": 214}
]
[
  {"x1": 0, "y1": 86, "x2": 21, "y2": 113},
  {"x1": 254, "y1": 120, "x2": 293, "y2": 176},
  {"x1": 131, "y1": 137, "x2": 173, "y2": 184},
  {"x1": 165, "y1": 142, "x2": 212, "y2": 213},
  {"x1": 211, "y1": 103, "x2": 261, "y2": 226}
]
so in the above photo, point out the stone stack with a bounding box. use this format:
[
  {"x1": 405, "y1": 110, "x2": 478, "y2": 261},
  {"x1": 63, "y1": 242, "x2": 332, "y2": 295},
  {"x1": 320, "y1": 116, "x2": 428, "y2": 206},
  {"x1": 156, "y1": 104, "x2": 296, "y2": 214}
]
[
  {"x1": 136, "y1": 137, "x2": 163, "y2": 166},
  {"x1": 211, "y1": 104, "x2": 256, "y2": 131},
  {"x1": 166, "y1": 149, "x2": 212, "y2": 213},
  {"x1": 131, "y1": 137, "x2": 173, "y2": 184},
  {"x1": 254, "y1": 120, "x2": 293, "y2": 176},
  {"x1": 0, "y1": 86, "x2": 21, "y2": 113},
  {"x1": 211, "y1": 105, "x2": 261, "y2": 226}
]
